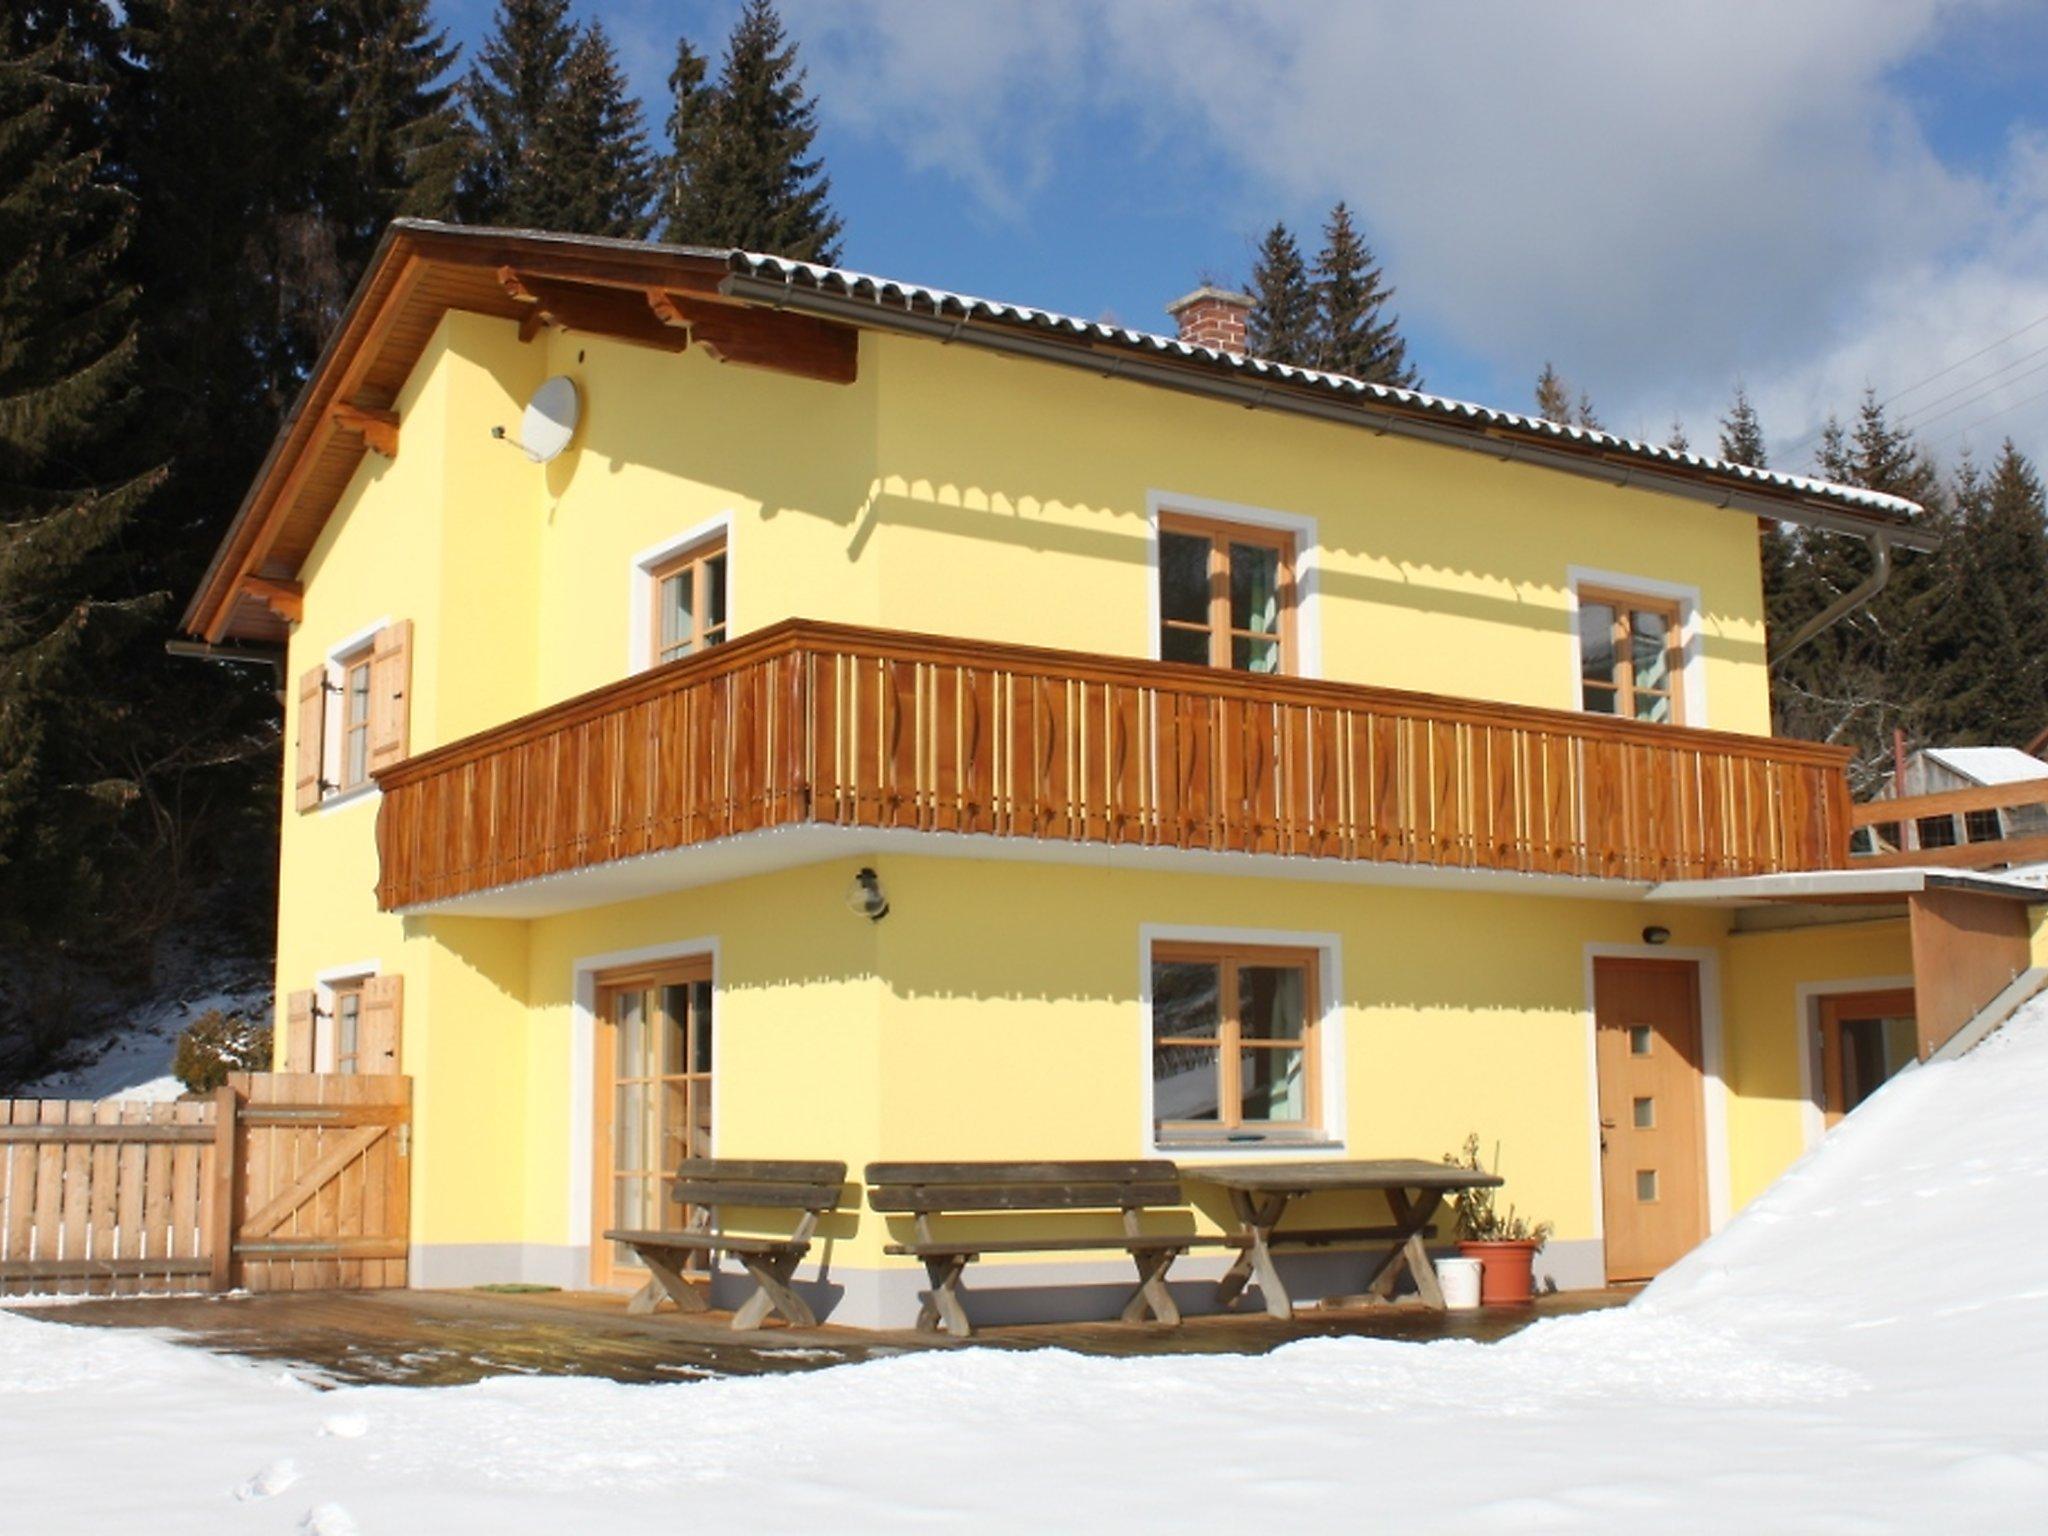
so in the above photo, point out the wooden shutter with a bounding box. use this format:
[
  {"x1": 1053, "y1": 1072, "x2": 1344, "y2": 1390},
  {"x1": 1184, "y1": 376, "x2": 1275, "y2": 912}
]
[
  {"x1": 367, "y1": 619, "x2": 413, "y2": 773},
  {"x1": 295, "y1": 667, "x2": 327, "y2": 812},
  {"x1": 360, "y1": 974, "x2": 403, "y2": 1076},
  {"x1": 283, "y1": 990, "x2": 316, "y2": 1072}
]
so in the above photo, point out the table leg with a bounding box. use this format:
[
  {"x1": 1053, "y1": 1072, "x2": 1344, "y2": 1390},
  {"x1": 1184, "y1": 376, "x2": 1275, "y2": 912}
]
[
  {"x1": 1213, "y1": 1190, "x2": 1295, "y2": 1320},
  {"x1": 1363, "y1": 1189, "x2": 1446, "y2": 1306}
]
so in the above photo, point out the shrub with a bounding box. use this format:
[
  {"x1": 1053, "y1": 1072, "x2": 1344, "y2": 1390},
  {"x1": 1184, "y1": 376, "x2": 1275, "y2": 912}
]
[{"x1": 173, "y1": 1009, "x2": 271, "y2": 1093}]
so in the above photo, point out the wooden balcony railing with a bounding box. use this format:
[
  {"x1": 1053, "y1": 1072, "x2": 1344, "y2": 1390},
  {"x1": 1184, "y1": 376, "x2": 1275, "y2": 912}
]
[
  {"x1": 1849, "y1": 778, "x2": 2048, "y2": 870},
  {"x1": 373, "y1": 620, "x2": 1853, "y2": 911}
]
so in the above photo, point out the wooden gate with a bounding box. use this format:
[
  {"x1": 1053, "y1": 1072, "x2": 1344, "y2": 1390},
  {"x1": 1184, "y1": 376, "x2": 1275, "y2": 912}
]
[
  {"x1": 230, "y1": 1072, "x2": 411, "y2": 1291},
  {"x1": 0, "y1": 1072, "x2": 410, "y2": 1296}
]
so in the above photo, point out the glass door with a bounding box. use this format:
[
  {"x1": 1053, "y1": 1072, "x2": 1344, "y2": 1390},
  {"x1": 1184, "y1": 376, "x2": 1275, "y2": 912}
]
[{"x1": 592, "y1": 958, "x2": 713, "y2": 1287}]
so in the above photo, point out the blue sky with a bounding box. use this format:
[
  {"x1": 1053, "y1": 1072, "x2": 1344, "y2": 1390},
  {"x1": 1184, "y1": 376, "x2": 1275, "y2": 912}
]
[{"x1": 439, "y1": 1, "x2": 2048, "y2": 476}]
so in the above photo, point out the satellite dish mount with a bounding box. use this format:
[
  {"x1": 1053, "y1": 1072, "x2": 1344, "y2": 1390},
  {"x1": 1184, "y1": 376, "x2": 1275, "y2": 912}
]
[{"x1": 494, "y1": 375, "x2": 580, "y2": 462}]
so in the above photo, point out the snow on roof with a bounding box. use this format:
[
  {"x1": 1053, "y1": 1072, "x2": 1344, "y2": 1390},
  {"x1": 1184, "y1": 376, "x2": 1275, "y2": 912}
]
[
  {"x1": 724, "y1": 250, "x2": 1926, "y2": 523},
  {"x1": 1921, "y1": 746, "x2": 2048, "y2": 786}
]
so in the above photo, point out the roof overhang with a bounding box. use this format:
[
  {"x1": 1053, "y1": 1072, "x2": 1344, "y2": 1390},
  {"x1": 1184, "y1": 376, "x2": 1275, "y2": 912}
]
[{"x1": 185, "y1": 221, "x2": 1936, "y2": 645}]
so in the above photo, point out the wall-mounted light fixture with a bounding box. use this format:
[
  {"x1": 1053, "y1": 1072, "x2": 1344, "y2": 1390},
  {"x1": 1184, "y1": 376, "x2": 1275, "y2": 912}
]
[
  {"x1": 845, "y1": 866, "x2": 889, "y2": 922},
  {"x1": 1641, "y1": 925, "x2": 1671, "y2": 946}
]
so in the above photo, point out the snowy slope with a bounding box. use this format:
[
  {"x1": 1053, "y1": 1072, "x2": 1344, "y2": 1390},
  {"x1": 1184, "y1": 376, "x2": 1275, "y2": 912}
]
[
  {"x1": 5, "y1": 1002, "x2": 2048, "y2": 1533},
  {"x1": 12, "y1": 971, "x2": 269, "y2": 1102}
]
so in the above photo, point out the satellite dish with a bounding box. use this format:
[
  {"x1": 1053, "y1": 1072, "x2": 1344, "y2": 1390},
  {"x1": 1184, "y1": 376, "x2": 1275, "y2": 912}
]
[{"x1": 519, "y1": 376, "x2": 580, "y2": 462}]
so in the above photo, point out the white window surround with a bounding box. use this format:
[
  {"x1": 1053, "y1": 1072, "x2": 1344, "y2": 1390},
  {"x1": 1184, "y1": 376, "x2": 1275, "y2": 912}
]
[
  {"x1": 312, "y1": 958, "x2": 381, "y2": 1075},
  {"x1": 1145, "y1": 491, "x2": 1322, "y2": 679},
  {"x1": 628, "y1": 513, "x2": 733, "y2": 673},
  {"x1": 1793, "y1": 973, "x2": 1915, "y2": 1152},
  {"x1": 567, "y1": 936, "x2": 722, "y2": 1275},
  {"x1": 317, "y1": 615, "x2": 392, "y2": 813},
  {"x1": 1566, "y1": 566, "x2": 1706, "y2": 728},
  {"x1": 1139, "y1": 923, "x2": 1345, "y2": 1157},
  {"x1": 1580, "y1": 943, "x2": 1730, "y2": 1240}
]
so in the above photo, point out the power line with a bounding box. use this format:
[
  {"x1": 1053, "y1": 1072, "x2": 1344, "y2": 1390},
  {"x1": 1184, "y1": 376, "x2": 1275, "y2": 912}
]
[
  {"x1": 1930, "y1": 377, "x2": 2048, "y2": 450},
  {"x1": 1777, "y1": 304, "x2": 2048, "y2": 461},
  {"x1": 1906, "y1": 352, "x2": 2048, "y2": 435},
  {"x1": 1898, "y1": 336, "x2": 2048, "y2": 430},
  {"x1": 1880, "y1": 306, "x2": 2048, "y2": 411}
]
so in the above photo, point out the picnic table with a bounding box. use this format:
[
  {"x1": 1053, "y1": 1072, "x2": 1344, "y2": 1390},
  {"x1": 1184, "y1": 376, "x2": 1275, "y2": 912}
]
[{"x1": 1180, "y1": 1159, "x2": 1503, "y2": 1320}]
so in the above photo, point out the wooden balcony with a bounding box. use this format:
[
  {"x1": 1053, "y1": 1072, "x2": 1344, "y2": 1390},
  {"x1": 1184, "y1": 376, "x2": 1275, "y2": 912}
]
[
  {"x1": 373, "y1": 620, "x2": 1853, "y2": 912},
  {"x1": 1849, "y1": 779, "x2": 2048, "y2": 871}
]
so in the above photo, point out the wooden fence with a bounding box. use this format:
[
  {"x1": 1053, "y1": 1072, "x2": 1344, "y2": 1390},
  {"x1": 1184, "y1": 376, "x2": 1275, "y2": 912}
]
[
  {"x1": 0, "y1": 1072, "x2": 409, "y2": 1297},
  {"x1": 376, "y1": 619, "x2": 1854, "y2": 910}
]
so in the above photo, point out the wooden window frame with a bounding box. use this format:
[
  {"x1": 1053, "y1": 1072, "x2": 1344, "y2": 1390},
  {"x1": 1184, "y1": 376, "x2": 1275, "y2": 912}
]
[
  {"x1": 326, "y1": 976, "x2": 367, "y2": 1076},
  {"x1": 1816, "y1": 988, "x2": 1916, "y2": 1128},
  {"x1": 648, "y1": 535, "x2": 728, "y2": 668},
  {"x1": 1157, "y1": 512, "x2": 1298, "y2": 676},
  {"x1": 1577, "y1": 585, "x2": 1685, "y2": 725},
  {"x1": 1151, "y1": 940, "x2": 1321, "y2": 1139},
  {"x1": 591, "y1": 956, "x2": 716, "y2": 1288},
  {"x1": 335, "y1": 643, "x2": 375, "y2": 794}
]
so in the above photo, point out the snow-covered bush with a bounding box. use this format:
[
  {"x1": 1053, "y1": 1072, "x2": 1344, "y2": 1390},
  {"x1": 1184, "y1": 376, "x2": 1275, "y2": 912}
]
[{"x1": 172, "y1": 1009, "x2": 270, "y2": 1093}]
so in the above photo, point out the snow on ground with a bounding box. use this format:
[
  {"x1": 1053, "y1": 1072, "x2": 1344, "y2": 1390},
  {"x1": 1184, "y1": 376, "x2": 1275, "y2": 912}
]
[
  {"x1": 12, "y1": 969, "x2": 270, "y2": 1102},
  {"x1": 6, "y1": 1004, "x2": 2048, "y2": 1533}
]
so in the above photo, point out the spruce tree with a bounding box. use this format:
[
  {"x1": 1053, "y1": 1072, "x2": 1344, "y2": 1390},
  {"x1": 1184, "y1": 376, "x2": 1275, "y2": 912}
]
[
  {"x1": 667, "y1": 0, "x2": 841, "y2": 261},
  {"x1": 0, "y1": 26, "x2": 163, "y2": 1011},
  {"x1": 1311, "y1": 201, "x2": 1417, "y2": 386},
  {"x1": 551, "y1": 23, "x2": 656, "y2": 238},
  {"x1": 457, "y1": 0, "x2": 579, "y2": 230},
  {"x1": 660, "y1": 36, "x2": 710, "y2": 242},
  {"x1": 320, "y1": 0, "x2": 467, "y2": 263},
  {"x1": 1719, "y1": 386, "x2": 1767, "y2": 468},
  {"x1": 1533, "y1": 363, "x2": 1598, "y2": 428},
  {"x1": 1666, "y1": 419, "x2": 1690, "y2": 453},
  {"x1": 1245, "y1": 222, "x2": 1314, "y2": 366}
]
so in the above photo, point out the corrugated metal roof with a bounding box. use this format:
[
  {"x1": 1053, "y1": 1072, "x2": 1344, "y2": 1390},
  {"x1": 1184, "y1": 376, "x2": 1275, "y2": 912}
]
[{"x1": 725, "y1": 249, "x2": 1925, "y2": 523}]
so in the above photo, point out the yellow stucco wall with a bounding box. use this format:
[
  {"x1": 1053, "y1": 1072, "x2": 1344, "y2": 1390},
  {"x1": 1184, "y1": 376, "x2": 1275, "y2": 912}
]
[
  {"x1": 267, "y1": 298, "x2": 1852, "y2": 1296},
  {"x1": 1720, "y1": 917, "x2": 1913, "y2": 1207}
]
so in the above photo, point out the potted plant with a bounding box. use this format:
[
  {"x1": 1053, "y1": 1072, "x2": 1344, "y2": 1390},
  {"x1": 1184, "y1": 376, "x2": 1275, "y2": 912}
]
[{"x1": 1442, "y1": 1134, "x2": 1553, "y2": 1305}]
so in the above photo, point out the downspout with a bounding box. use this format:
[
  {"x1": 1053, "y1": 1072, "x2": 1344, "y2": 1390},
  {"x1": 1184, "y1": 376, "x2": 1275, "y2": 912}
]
[{"x1": 1768, "y1": 533, "x2": 1892, "y2": 670}]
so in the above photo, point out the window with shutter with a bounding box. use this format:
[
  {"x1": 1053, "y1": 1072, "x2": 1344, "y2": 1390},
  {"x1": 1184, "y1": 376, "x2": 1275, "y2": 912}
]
[
  {"x1": 366, "y1": 619, "x2": 412, "y2": 774},
  {"x1": 295, "y1": 668, "x2": 326, "y2": 812},
  {"x1": 359, "y1": 975, "x2": 403, "y2": 1075},
  {"x1": 284, "y1": 989, "x2": 316, "y2": 1072}
]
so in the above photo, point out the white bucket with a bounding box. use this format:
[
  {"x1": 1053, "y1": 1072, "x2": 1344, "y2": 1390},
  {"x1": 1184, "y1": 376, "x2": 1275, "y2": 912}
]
[{"x1": 1435, "y1": 1256, "x2": 1483, "y2": 1311}]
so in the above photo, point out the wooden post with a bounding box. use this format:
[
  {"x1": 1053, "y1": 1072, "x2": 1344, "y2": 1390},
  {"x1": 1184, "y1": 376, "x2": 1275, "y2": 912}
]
[{"x1": 207, "y1": 1084, "x2": 239, "y2": 1292}]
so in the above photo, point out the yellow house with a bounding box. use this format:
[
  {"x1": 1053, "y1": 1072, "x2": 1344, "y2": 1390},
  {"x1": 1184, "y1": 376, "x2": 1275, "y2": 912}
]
[{"x1": 182, "y1": 222, "x2": 2045, "y2": 1326}]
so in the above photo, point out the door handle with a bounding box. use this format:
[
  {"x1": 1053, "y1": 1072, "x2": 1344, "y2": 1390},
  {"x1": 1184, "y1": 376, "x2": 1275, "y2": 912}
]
[{"x1": 1599, "y1": 1118, "x2": 1616, "y2": 1129}]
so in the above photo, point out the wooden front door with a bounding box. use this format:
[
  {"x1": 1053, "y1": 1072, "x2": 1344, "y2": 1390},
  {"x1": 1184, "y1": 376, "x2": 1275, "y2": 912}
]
[
  {"x1": 592, "y1": 958, "x2": 713, "y2": 1289},
  {"x1": 1817, "y1": 989, "x2": 1917, "y2": 1127},
  {"x1": 1593, "y1": 957, "x2": 1708, "y2": 1282}
]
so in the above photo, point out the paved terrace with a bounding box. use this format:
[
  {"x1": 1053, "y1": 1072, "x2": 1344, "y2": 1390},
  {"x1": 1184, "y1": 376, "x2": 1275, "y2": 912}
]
[{"x1": 7, "y1": 1286, "x2": 1633, "y2": 1388}]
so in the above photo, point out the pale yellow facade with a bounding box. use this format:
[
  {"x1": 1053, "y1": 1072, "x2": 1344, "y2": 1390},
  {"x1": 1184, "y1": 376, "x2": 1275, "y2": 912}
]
[{"x1": 268, "y1": 297, "x2": 1965, "y2": 1321}]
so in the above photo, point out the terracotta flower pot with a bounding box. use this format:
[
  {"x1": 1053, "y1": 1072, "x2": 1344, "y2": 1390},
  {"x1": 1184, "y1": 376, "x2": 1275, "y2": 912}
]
[{"x1": 1457, "y1": 1239, "x2": 1540, "y2": 1305}]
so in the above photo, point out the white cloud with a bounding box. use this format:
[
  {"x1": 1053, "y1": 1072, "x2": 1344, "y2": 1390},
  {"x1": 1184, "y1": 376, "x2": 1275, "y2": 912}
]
[{"x1": 783, "y1": 0, "x2": 2048, "y2": 476}]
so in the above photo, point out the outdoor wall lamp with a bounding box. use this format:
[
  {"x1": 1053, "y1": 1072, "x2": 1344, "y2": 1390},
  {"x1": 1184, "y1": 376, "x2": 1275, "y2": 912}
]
[
  {"x1": 1642, "y1": 926, "x2": 1671, "y2": 946},
  {"x1": 846, "y1": 866, "x2": 890, "y2": 922}
]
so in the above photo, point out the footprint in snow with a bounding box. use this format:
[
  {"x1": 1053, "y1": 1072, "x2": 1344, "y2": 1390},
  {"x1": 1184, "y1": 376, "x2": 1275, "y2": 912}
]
[
  {"x1": 321, "y1": 1413, "x2": 369, "y2": 1439},
  {"x1": 300, "y1": 1504, "x2": 359, "y2": 1536},
  {"x1": 235, "y1": 1460, "x2": 301, "y2": 1502}
]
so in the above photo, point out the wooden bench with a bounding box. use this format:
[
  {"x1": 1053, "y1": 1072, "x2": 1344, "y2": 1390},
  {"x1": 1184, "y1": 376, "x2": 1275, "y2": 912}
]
[
  {"x1": 866, "y1": 1160, "x2": 1213, "y2": 1337},
  {"x1": 604, "y1": 1158, "x2": 846, "y2": 1331}
]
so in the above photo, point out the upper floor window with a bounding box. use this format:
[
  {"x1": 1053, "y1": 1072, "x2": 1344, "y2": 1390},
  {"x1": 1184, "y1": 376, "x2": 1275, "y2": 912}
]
[
  {"x1": 1158, "y1": 514, "x2": 1295, "y2": 675},
  {"x1": 652, "y1": 536, "x2": 727, "y2": 666},
  {"x1": 337, "y1": 644, "x2": 374, "y2": 794},
  {"x1": 296, "y1": 620, "x2": 411, "y2": 812},
  {"x1": 1579, "y1": 588, "x2": 1682, "y2": 724}
]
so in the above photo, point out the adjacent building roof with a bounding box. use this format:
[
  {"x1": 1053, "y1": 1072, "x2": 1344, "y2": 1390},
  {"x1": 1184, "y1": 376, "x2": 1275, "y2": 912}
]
[
  {"x1": 184, "y1": 221, "x2": 1936, "y2": 645},
  {"x1": 1919, "y1": 746, "x2": 2048, "y2": 787}
]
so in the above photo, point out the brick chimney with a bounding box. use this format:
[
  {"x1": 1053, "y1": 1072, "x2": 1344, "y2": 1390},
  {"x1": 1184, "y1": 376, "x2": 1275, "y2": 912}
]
[{"x1": 1167, "y1": 284, "x2": 1255, "y2": 356}]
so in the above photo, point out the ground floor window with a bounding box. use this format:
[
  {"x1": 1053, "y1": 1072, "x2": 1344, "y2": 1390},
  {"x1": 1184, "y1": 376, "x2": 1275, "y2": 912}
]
[
  {"x1": 1818, "y1": 988, "x2": 1916, "y2": 1127},
  {"x1": 1151, "y1": 941, "x2": 1320, "y2": 1140}
]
